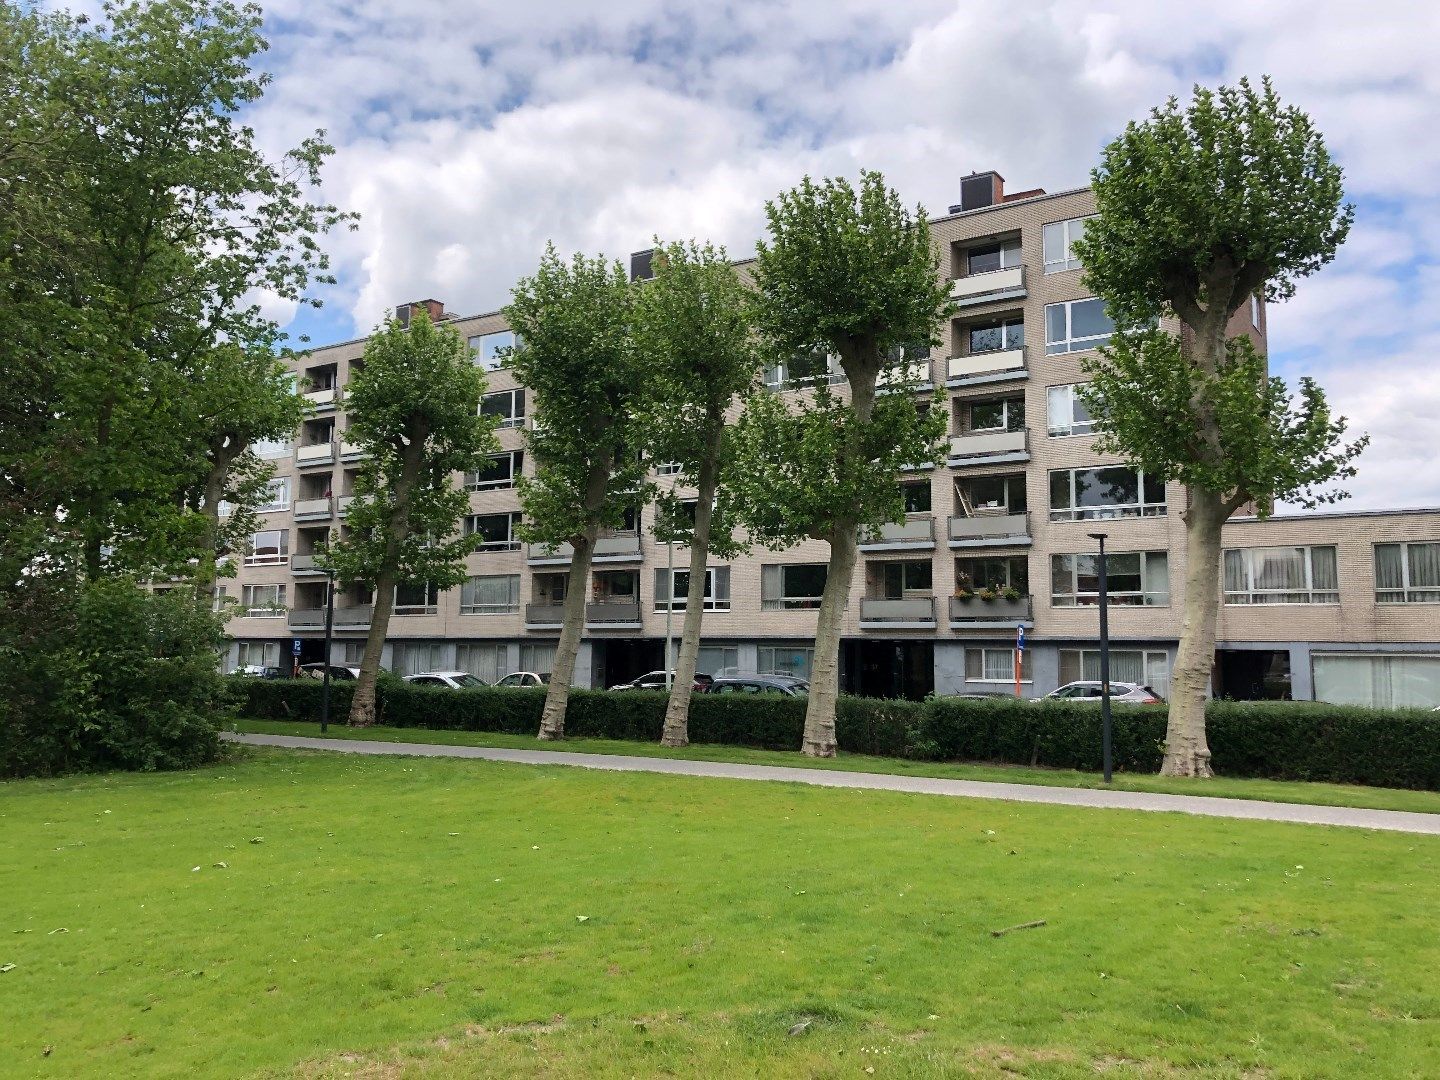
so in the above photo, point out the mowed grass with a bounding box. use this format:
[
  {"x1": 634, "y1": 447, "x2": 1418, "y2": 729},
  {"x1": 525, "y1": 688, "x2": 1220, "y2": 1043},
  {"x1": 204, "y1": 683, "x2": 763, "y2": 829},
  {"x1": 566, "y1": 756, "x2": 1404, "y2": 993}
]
[
  {"x1": 236, "y1": 717, "x2": 1440, "y2": 816},
  {"x1": 0, "y1": 748, "x2": 1436, "y2": 1079}
]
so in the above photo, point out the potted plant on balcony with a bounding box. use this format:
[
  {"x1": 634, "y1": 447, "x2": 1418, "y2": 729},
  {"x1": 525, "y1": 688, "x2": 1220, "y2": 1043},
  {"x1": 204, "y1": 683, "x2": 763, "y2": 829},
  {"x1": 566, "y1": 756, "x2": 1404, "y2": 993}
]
[
  {"x1": 1002, "y1": 586, "x2": 1021, "y2": 603},
  {"x1": 954, "y1": 573, "x2": 975, "y2": 602},
  {"x1": 978, "y1": 583, "x2": 1001, "y2": 602}
]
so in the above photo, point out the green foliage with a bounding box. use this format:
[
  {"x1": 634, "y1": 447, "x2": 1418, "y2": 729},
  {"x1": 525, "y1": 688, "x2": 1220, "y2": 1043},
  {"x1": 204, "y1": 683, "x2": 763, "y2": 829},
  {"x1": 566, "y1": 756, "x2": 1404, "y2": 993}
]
[{"x1": 0, "y1": 577, "x2": 228, "y2": 778}]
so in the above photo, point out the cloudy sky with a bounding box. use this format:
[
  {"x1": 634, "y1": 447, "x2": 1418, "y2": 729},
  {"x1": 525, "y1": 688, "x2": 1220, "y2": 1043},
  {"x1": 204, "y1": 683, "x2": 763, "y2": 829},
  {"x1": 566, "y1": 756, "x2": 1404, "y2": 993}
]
[{"x1": 235, "y1": 0, "x2": 1436, "y2": 510}]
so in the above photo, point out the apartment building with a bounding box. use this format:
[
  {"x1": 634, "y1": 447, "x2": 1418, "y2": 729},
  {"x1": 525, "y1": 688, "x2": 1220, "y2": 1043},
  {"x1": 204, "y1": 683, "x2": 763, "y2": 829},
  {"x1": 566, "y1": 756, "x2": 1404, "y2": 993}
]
[{"x1": 221, "y1": 173, "x2": 1440, "y2": 710}]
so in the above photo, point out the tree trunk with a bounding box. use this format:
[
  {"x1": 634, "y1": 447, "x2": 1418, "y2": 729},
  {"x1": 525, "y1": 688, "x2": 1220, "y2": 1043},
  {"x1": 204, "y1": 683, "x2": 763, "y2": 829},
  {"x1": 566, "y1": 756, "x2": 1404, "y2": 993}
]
[
  {"x1": 194, "y1": 438, "x2": 240, "y2": 598},
  {"x1": 1162, "y1": 486, "x2": 1226, "y2": 777},
  {"x1": 349, "y1": 567, "x2": 395, "y2": 727},
  {"x1": 803, "y1": 521, "x2": 858, "y2": 757},
  {"x1": 538, "y1": 533, "x2": 596, "y2": 740},
  {"x1": 661, "y1": 451, "x2": 719, "y2": 748}
]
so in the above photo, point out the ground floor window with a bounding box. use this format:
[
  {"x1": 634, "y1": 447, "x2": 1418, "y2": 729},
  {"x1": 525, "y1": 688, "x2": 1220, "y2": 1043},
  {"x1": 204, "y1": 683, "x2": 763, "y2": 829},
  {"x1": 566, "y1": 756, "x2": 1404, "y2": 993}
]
[
  {"x1": 758, "y1": 646, "x2": 814, "y2": 681},
  {"x1": 1059, "y1": 648, "x2": 1170, "y2": 699},
  {"x1": 520, "y1": 642, "x2": 556, "y2": 675},
  {"x1": 696, "y1": 645, "x2": 739, "y2": 677},
  {"x1": 391, "y1": 642, "x2": 445, "y2": 676},
  {"x1": 1312, "y1": 653, "x2": 1440, "y2": 709},
  {"x1": 457, "y1": 642, "x2": 507, "y2": 683},
  {"x1": 342, "y1": 642, "x2": 365, "y2": 666},
  {"x1": 964, "y1": 646, "x2": 1029, "y2": 683},
  {"x1": 236, "y1": 641, "x2": 280, "y2": 670}
]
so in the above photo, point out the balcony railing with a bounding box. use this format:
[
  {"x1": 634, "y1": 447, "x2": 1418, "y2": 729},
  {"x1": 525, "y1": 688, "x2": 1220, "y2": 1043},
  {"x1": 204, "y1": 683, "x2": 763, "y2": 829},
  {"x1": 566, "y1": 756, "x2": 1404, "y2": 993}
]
[
  {"x1": 859, "y1": 517, "x2": 935, "y2": 549},
  {"x1": 287, "y1": 604, "x2": 372, "y2": 630},
  {"x1": 291, "y1": 554, "x2": 328, "y2": 574},
  {"x1": 950, "y1": 265, "x2": 1026, "y2": 307},
  {"x1": 528, "y1": 532, "x2": 642, "y2": 564},
  {"x1": 293, "y1": 497, "x2": 333, "y2": 521},
  {"x1": 949, "y1": 595, "x2": 1033, "y2": 626},
  {"x1": 586, "y1": 601, "x2": 642, "y2": 625},
  {"x1": 947, "y1": 348, "x2": 1025, "y2": 383},
  {"x1": 876, "y1": 359, "x2": 932, "y2": 389},
  {"x1": 295, "y1": 441, "x2": 335, "y2": 466},
  {"x1": 859, "y1": 597, "x2": 936, "y2": 625},
  {"x1": 525, "y1": 602, "x2": 566, "y2": 626},
  {"x1": 339, "y1": 441, "x2": 364, "y2": 461},
  {"x1": 948, "y1": 429, "x2": 1028, "y2": 463},
  {"x1": 337, "y1": 495, "x2": 354, "y2": 516},
  {"x1": 303, "y1": 387, "x2": 338, "y2": 409},
  {"x1": 948, "y1": 512, "x2": 1032, "y2": 547}
]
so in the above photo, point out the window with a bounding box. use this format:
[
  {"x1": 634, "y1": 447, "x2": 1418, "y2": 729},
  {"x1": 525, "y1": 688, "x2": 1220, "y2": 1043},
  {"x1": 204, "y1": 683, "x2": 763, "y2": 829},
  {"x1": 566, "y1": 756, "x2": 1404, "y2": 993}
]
[
  {"x1": 256, "y1": 477, "x2": 289, "y2": 513},
  {"x1": 456, "y1": 643, "x2": 506, "y2": 684},
  {"x1": 1060, "y1": 649, "x2": 1171, "y2": 699},
  {"x1": 1224, "y1": 546, "x2": 1338, "y2": 605},
  {"x1": 1051, "y1": 551, "x2": 1169, "y2": 607},
  {"x1": 1250, "y1": 294, "x2": 1261, "y2": 328},
  {"x1": 656, "y1": 461, "x2": 683, "y2": 476},
  {"x1": 1048, "y1": 467, "x2": 1165, "y2": 521},
  {"x1": 244, "y1": 529, "x2": 289, "y2": 565},
  {"x1": 236, "y1": 641, "x2": 280, "y2": 670},
  {"x1": 1046, "y1": 383, "x2": 1100, "y2": 437},
  {"x1": 1375, "y1": 542, "x2": 1440, "y2": 603},
  {"x1": 967, "y1": 318, "x2": 1024, "y2": 355},
  {"x1": 966, "y1": 238, "x2": 1021, "y2": 275},
  {"x1": 466, "y1": 512, "x2": 523, "y2": 551},
  {"x1": 342, "y1": 642, "x2": 365, "y2": 665},
  {"x1": 901, "y1": 481, "x2": 931, "y2": 515},
  {"x1": 469, "y1": 330, "x2": 518, "y2": 371},
  {"x1": 654, "y1": 566, "x2": 731, "y2": 611},
  {"x1": 758, "y1": 646, "x2": 814, "y2": 681},
  {"x1": 241, "y1": 584, "x2": 286, "y2": 617},
  {"x1": 1313, "y1": 654, "x2": 1440, "y2": 709},
  {"x1": 765, "y1": 351, "x2": 843, "y2": 390},
  {"x1": 761, "y1": 564, "x2": 828, "y2": 610},
  {"x1": 1045, "y1": 298, "x2": 1115, "y2": 354},
  {"x1": 1042, "y1": 216, "x2": 1089, "y2": 273},
  {"x1": 875, "y1": 560, "x2": 932, "y2": 599},
  {"x1": 467, "y1": 450, "x2": 523, "y2": 491},
  {"x1": 965, "y1": 647, "x2": 1029, "y2": 682},
  {"x1": 390, "y1": 641, "x2": 445, "y2": 676},
  {"x1": 480, "y1": 388, "x2": 526, "y2": 428},
  {"x1": 956, "y1": 474, "x2": 1026, "y2": 516},
  {"x1": 956, "y1": 555, "x2": 1028, "y2": 594},
  {"x1": 460, "y1": 574, "x2": 520, "y2": 615},
  {"x1": 394, "y1": 582, "x2": 439, "y2": 616},
  {"x1": 520, "y1": 642, "x2": 556, "y2": 675},
  {"x1": 963, "y1": 396, "x2": 1025, "y2": 433},
  {"x1": 696, "y1": 646, "x2": 739, "y2": 677},
  {"x1": 251, "y1": 436, "x2": 290, "y2": 458}
]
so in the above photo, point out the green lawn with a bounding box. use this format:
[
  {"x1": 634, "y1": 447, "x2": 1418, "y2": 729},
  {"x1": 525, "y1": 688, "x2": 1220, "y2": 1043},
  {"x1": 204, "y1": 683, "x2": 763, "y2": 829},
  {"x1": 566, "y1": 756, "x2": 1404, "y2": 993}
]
[
  {"x1": 3, "y1": 748, "x2": 1438, "y2": 1078},
  {"x1": 235, "y1": 718, "x2": 1440, "y2": 816}
]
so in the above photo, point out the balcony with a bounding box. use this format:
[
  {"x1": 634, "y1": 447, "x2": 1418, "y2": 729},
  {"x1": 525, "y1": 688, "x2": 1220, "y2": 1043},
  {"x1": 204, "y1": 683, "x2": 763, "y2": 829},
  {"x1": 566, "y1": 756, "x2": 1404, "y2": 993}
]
[
  {"x1": 337, "y1": 495, "x2": 354, "y2": 516},
  {"x1": 525, "y1": 602, "x2": 566, "y2": 628},
  {"x1": 859, "y1": 597, "x2": 937, "y2": 628},
  {"x1": 293, "y1": 497, "x2": 333, "y2": 522},
  {"x1": 339, "y1": 441, "x2": 364, "y2": 462},
  {"x1": 859, "y1": 517, "x2": 936, "y2": 551},
  {"x1": 586, "y1": 601, "x2": 642, "y2": 627},
  {"x1": 527, "y1": 533, "x2": 643, "y2": 565},
  {"x1": 287, "y1": 604, "x2": 372, "y2": 631},
  {"x1": 949, "y1": 594, "x2": 1033, "y2": 629},
  {"x1": 948, "y1": 429, "x2": 1028, "y2": 466},
  {"x1": 948, "y1": 512, "x2": 1032, "y2": 548},
  {"x1": 947, "y1": 348, "x2": 1026, "y2": 386},
  {"x1": 876, "y1": 359, "x2": 932, "y2": 391},
  {"x1": 303, "y1": 387, "x2": 338, "y2": 410},
  {"x1": 295, "y1": 441, "x2": 335, "y2": 467},
  {"x1": 950, "y1": 266, "x2": 1026, "y2": 308},
  {"x1": 291, "y1": 554, "x2": 328, "y2": 575}
]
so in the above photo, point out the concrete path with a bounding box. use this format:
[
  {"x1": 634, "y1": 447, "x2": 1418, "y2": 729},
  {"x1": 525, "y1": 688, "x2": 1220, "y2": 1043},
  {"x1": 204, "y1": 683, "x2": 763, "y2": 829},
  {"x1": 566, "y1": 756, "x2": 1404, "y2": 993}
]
[{"x1": 224, "y1": 732, "x2": 1440, "y2": 836}]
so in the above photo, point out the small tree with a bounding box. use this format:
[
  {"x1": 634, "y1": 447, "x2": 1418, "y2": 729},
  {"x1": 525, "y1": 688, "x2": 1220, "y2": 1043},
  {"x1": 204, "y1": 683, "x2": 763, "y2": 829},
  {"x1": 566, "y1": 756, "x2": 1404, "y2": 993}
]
[
  {"x1": 506, "y1": 247, "x2": 652, "y2": 740},
  {"x1": 1077, "y1": 77, "x2": 1365, "y2": 777},
  {"x1": 326, "y1": 313, "x2": 496, "y2": 726},
  {"x1": 731, "y1": 172, "x2": 951, "y2": 757},
  {"x1": 635, "y1": 240, "x2": 761, "y2": 747}
]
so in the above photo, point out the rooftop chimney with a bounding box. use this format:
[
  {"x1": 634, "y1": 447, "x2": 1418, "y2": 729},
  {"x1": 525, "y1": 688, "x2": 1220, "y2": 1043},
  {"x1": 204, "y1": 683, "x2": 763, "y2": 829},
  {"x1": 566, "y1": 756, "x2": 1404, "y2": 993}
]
[
  {"x1": 394, "y1": 299, "x2": 445, "y2": 328},
  {"x1": 948, "y1": 171, "x2": 1005, "y2": 214}
]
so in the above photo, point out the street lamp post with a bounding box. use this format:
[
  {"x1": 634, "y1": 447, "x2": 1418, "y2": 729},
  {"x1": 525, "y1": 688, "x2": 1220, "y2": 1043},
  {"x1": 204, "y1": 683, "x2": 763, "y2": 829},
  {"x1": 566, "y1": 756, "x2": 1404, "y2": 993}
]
[
  {"x1": 320, "y1": 565, "x2": 336, "y2": 734},
  {"x1": 1087, "y1": 531, "x2": 1113, "y2": 783}
]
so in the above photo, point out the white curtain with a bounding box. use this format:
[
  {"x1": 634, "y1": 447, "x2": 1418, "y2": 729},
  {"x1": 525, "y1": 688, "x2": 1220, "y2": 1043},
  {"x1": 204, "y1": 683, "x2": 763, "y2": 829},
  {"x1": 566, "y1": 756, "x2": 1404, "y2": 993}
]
[{"x1": 1313, "y1": 654, "x2": 1440, "y2": 708}]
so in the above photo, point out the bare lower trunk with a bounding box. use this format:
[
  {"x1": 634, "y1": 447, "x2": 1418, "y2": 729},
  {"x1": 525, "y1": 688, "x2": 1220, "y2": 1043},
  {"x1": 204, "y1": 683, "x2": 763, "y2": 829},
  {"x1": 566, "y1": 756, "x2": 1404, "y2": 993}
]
[
  {"x1": 803, "y1": 522, "x2": 858, "y2": 758},
  {"x1": 538, "y1": 534, "x2": 595, "y2": 740},
  {"x1": 661, "y1": 455, "x2": 719, "y2": 748},
  {"x1": 349, "y1": 570, "x2": 395, "y2": 727},
  {"x1": 1162, "y1": 486, "x2": 1226, "y2": 777},
  {"x1": 194, "y1": 439, "x2": 239, "y2": 598}
]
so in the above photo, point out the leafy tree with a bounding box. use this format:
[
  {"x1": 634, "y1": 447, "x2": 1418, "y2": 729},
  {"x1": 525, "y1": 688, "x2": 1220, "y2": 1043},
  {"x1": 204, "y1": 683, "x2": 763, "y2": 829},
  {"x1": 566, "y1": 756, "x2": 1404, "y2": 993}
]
[
  {"x1": 731, "y1": 172, "x2": 951, "y2": 757},
  {"x1": 1076, "y1": 77, "x2": 1365, "y2": 777},
  {"x1": 635, "y1": 240, "x2": 761, "y2": 747},
  {"x1": 505, "y1": 247, "x2": 653, "y2": 739},
  {"x1": 325, "y1": 313, "x2": 497, "y2": 727}
]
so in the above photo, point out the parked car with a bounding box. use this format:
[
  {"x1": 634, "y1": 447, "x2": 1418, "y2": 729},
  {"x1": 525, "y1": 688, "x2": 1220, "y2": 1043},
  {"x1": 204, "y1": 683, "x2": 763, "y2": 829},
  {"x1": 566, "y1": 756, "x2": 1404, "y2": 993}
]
[
  {"x1": 299, "y1": 663, "x2": 360, "y2": 681},
  {"x1": 234, "y1": 665, "x2": 284, "y2": 680},
  {"x1": 1043, "y1": 681, "x2": 1165, "y2": 704},
  {"x1": 494, "y1": 671, "x2": 550, "y2": 688},
  {"x1": 404, "y1": 670, "x2": 488, "y2": 689},
  {"x1": 704, "y1": 675, "x2": 809, "y2": 697},
  {"x1": 609, "y1": 670, "x2": 714, "y2": 692}
]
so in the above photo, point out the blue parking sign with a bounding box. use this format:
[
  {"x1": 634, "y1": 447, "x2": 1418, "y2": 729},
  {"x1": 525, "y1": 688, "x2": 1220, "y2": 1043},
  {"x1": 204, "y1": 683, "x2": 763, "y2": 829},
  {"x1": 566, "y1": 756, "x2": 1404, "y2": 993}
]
[
  {"x1": 292, "y1": 639, "x2": 303, "y2": 658},
  {"x1": 1016, "y1": 624, "x2": 1025, "y2": 653}
]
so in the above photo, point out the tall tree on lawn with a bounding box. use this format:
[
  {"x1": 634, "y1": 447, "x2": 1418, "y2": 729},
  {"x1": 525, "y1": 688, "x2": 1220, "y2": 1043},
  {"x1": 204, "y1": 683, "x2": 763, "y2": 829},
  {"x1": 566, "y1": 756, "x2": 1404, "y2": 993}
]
[
  {"x1": 505, "y1": 247, "x2": 653, "y2": 740},
  {"x1": 635, "y1": 240, "x2": 762, "y2": 748},
  {"x1": 730, "y1": 172, "x2": 951, "y2": 757},
  {"x1": 1076, "y1": 77, "x2": 1365, "y2": 777},
  {"x1": 326, "y1": 313, "x2": 497, "y2": 727}
]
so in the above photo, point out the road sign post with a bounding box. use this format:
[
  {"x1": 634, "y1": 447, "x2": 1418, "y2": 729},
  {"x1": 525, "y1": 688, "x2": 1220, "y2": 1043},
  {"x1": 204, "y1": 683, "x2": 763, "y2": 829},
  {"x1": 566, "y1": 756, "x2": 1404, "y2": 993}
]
[{"x1": 1014, "y1": 624, "x2": 1025, "y2": 698}]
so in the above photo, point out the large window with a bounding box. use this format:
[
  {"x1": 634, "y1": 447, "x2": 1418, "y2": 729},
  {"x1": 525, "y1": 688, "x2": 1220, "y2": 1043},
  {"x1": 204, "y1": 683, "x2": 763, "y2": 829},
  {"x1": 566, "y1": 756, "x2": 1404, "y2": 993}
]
[
  {"x1": 956, "y1": 474, "x2": 1026, "y2": 516},
  {"x1": 965, "y1": 647, "x2": 1029, "y2": 683},
  {"x1": 1375, "y1": 542, "x2": 1440, "y2": 603},
  {"x1": 460, "y1": 574, "x2": 520, "y2": 615},
  {"x1": 1048, "y1": 467, "x2": 1165, "y2": 521},
  {"x1": 901, "y1": 481, "x2": 932, "y2": 514},
  {"x1": 758, "y1": 646, "x2": 814, "y2": 681},
  {"x1": 236, "y1": 641, "x2": 280, "y2": 670},
  {"x1": 1042, "y1": 216, "x2": 1089, "y2": 273},
  {"x1": 466, "y1": 512, "x2": 523, "y2": 551},
  {"x1": 394, "y1": 581, "x2": 439, "y2": 615},
  {"x1": 251, "y1": 436, "x2": 290, "y2": 458},
  {"x1": 480, "y1": 388, "x2": 526, "y2": 427},
  {"x1": 1059, "y1": 648, "x2": 1170, "y2": 698},
  {"x1": 1052, "y1": 551, "x2": 1169, "y2": 607},
  {"x1": 1224, "y1": 546, "x2": 1338, "y2": 605},
  {"x1": 765, "y1": 351, "x2": 843, "y2": 390},
  {"x1": 761, "y1": 564, "x2": 828, "y2": 610},
  {"x1": 469, "y1": 330, "x2": 518, "y2": 371},
  {"x1": 966, "y1": 238, "x2": 1021, "y2": 275},
  {"x1": 520, "y1": 642, "x2": 556, "y2": 674},
  {"x1": 654, "y1": 566, "x2": 731, "y2": 611},
  {"x1": 244, "y1": 529, "x2": 289, "y2": 565},
  {"x1": 257, "y1": 478, "x2": 290, "y2": 513},
  {"x1": 967, "y1": 318, "x2": 1024, "y2": 355},
  {"x1": 467, "y1": 450, "x2": 523, "y2": 491},
  {"x1": 391, "y1": 642, "x2": 445, "y2": 676},
  {"x1": 241, "y1": 584, "x2": 286, "y2": 617},
  {"x1": 1313, "y1": 654, "x2": 1440, "y2": 709},
  {"x1": 962, "y1": 396, "x2": 1025, "y2": 433},
  {"x1": 1045, "y1": 297, "x2": 1114, "y2": 354},
  {"x1": 956, "y1": 555, "x2": 1028, "y2": 594},
  {"x1": 1046, "y1": 383, "x2": 1100, "y2": 437},
  {"x1": 875, "y1": 560, "x2": 932, "y2": 599},
  {"x1": 457, "y1": 643, "x2": 507, "y2": 684}
]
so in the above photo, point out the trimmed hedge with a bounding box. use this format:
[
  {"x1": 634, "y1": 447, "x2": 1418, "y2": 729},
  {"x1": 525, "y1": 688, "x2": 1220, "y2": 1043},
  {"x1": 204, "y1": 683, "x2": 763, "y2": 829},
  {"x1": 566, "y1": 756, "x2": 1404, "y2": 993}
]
[{"x1": 234, "y1": 679, "x2": 1440, "y2": 791}]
